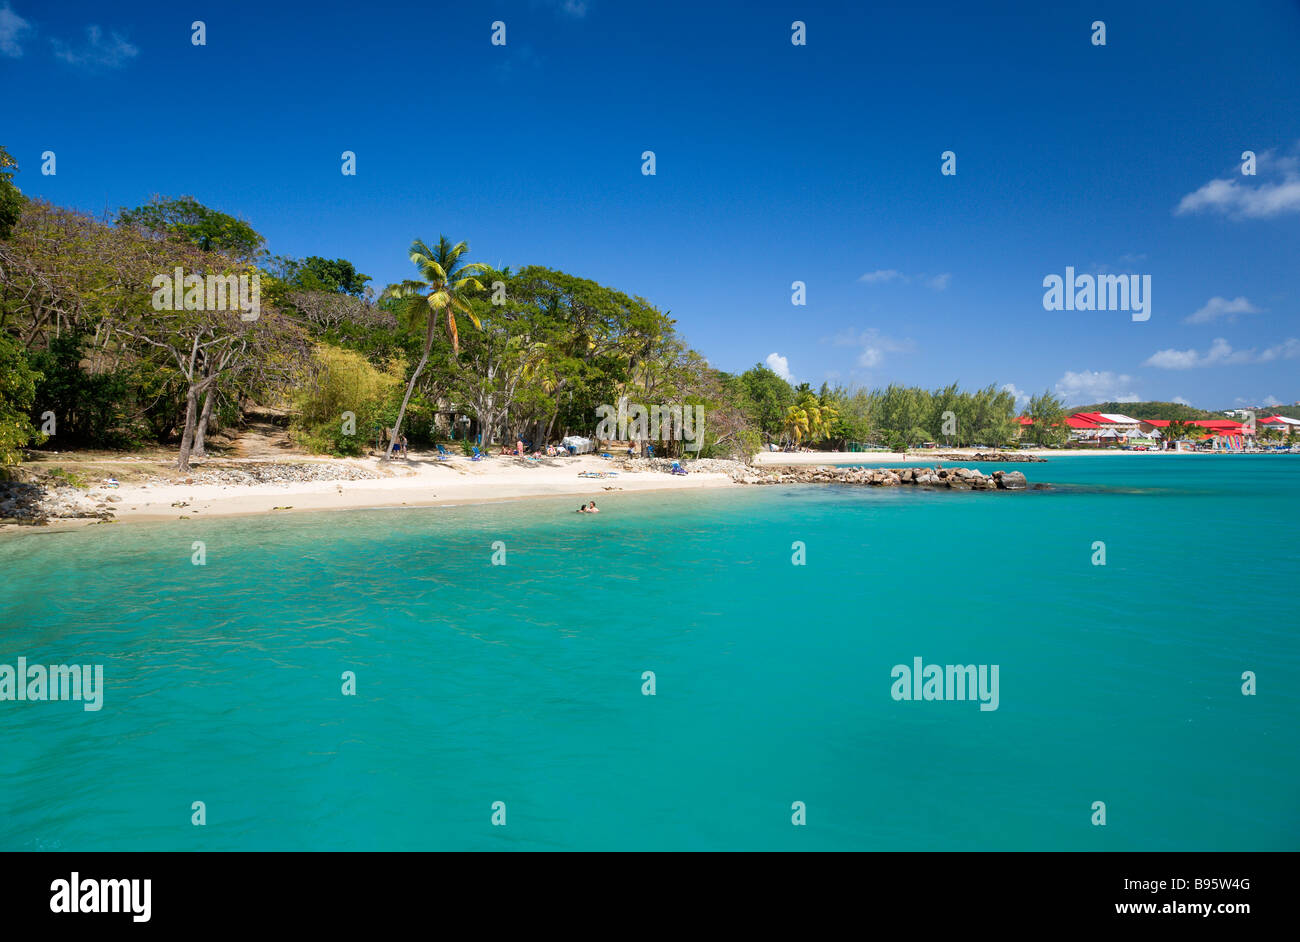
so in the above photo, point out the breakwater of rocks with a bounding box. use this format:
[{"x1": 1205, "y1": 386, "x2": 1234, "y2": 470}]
[
  {"x1": 733, "y1": 465, "x2": 1031, "y2": 489},
  {"x1": 932, "y1": 452, "x2": 1046, "y2": 463},
  {"x1": 623, "y1": 457, "x2": 1034, "y2": 489}
]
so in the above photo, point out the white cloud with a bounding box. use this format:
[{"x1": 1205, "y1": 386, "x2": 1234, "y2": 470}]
[
  {"x1": 765, "y1": 352, "x2": 793, "y2": 382},
  {"x1": 1175, "y1": 148, "x2": 1300, "y2": 219},
  {"x1": 832, "y1": 328, "x2": 914, "y2": 368},
  {"x1": 1001, "y1": 383, "x2": 1030, "y2": 411},
  {"x1": 0, "y1": 2, "x2": 31, "y2": 57},
  {"x1": 1184, "y1": 296, "x2": 1260, "y2": 324},
  {"x1": 858, "y1": 269, "x2": 950, "y2": 291},
  {"x1": 51, "y1": 24, "x2": 138, "y2": 69},
  {"x1": 1054, "y1": 370, "x2": 1140, "y2": 404},
  {"x1": 859, "y1": 269, "x2": 903, "y2": 284},
  {"x1": 1172, "y1": 396, "x2": 1193, "y2": 406},
  {"x1": 1257, "y1": 338, "x2": 1300, "y2": 362},
  {"x1": 1144, "y1": 337, "x2": 1299, "y2": 369},
  {"x1": 1262, "y1": 394, "x2": 1283, "y2": 407}
]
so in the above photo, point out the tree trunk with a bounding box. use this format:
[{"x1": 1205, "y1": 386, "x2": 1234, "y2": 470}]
[
  {"x1": 193, "y1": 376, "x2": 217, "y2": 458},
  {"x1": 177, "y1": 386, "x2": 200, "y2": 472},
  {"x1": 386, "y1": 317, "x2": 435, "y2": 460}
]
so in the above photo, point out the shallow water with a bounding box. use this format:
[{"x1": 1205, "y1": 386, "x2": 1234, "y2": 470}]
[{"x1": 1, "y1": 455, "x2": 1296, "y2": 849}]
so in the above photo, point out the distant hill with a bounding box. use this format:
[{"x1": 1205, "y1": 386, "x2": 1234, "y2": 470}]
[{"x1": 1067, "y1": 401, "x2": 1219, "y2": 421}]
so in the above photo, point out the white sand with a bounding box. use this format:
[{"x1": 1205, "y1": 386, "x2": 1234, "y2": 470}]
[
  {"x1": 95, "y1": 453, "x2": 737, "y2": 523},
  {"x1": 3, "y1": 446, "x2": 1225, "y2": 533}
]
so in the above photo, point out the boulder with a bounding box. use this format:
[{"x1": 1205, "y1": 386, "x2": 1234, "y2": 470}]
[{"x1": 995, "y1": 471, "x2": 1028, "y2": 490}]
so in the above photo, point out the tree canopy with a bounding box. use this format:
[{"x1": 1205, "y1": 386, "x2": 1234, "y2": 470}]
[{"x1": 118, "y1": 195, "x2": 265, "y2": 261}]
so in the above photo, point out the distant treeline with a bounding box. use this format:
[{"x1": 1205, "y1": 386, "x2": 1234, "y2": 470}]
[
  {"x1": 1, "y1": 145, "x2": 1048, "y2": 470},
  {"x1": 1069, "y1": 401, "x2": 1219, "y2": 421}
]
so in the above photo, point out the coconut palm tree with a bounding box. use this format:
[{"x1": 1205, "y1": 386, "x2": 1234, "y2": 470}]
[
  {"x1": 381, "y1": 236, "x2": 487, "y2": 460},
  {"x1": 783, "y1": 404, "x2": 810, "y2": 448},
  {"x1": 1161, "y1": 420, "x2": 1193, "y2": 448}
]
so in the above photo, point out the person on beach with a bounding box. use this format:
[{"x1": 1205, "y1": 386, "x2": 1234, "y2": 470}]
[
  {"x1": 516, "y1": 439, "x2": 525, "y2": 457},
  {"x1": 586, "y1": 501, "x2": 599, "y2": 513}
]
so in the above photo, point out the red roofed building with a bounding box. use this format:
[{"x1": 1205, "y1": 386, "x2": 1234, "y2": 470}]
[
  {"x1": 1260, "y1": 415, "x2": 1300, "y2": 437},
  {"x1": 1139, "y1": 418, "x2": 1252, "y2": 449}
]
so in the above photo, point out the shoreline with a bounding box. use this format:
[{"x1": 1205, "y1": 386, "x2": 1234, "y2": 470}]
[
  {"x1": 1, "y1": 454, "x2": 740, "y2": 533},
  {"x1": 4, "y1": 446, "x2": 1290, "y2": 534}
]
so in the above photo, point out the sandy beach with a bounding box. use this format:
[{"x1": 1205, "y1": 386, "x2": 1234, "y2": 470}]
[
  {"x1": 3, "y1": 445, "x2": 1264, "y2": 534},
  {"x1": 56, "y1": 453, "x2": 738, "y2": 526}
]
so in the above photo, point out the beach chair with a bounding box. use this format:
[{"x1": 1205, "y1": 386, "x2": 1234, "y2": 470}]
[
  {"x1": 471, "y1": 447, "x2": 485, "y2": 461},
  {"x1": 646, "y1": 444, "x2": 655, "y2": 458},
  {"x1": 670, "y1": 461, "x2": 688, "y2": 476},
  {"x1": 436, "y1": 444, "x2": 451, "y2": 461}
]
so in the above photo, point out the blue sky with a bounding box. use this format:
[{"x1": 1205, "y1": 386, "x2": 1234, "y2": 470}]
[{"x1": 4, "y1": 0, "x2": 1299, "y2": 409}]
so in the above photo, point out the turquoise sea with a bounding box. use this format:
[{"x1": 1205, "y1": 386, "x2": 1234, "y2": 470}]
[{"x1": 1, "y1": 455, "x2": 1296, "y2": 850}]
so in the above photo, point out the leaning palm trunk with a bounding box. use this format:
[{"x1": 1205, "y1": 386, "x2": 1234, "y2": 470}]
[
  {"x1": 381, "y1": 236, "x2": 487, "y2": 460},
  {"x1": 387, "y1": 318, "x2": 434, "y2": 460}
]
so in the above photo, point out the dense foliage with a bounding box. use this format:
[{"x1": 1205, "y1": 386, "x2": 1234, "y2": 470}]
[{"x1": 1, "y1": 177, "x2": 1032, "y2": 468}]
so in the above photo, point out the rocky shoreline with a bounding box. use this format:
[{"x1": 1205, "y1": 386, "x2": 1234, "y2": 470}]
[
  {"x1": 0, "y1": 461, "x2": 382, "y2": 526},
  {"x1": 0, "y1": 479, "x2": 118, "y2": 525},
  {"x1": 624, "y1": 457, "x2": 1035, "y2": 490}
]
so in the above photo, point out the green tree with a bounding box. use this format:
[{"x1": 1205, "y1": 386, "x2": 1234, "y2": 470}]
[
  {"x1": 118, "y1": 195, "x2": 265, "y2": 261},
  {"x1": 1026, "y1": 390, "x2": 1068, "y2": 446},
  {"x1": 0, "y1": 145, "x2": 24, "y2": 240},
  {"x1": 0, "y1": 333, "x2": 43, "y2": 467},
  {"x1": 26, "y1": 330, "x2": 136, "y2": 448},
  {"x1": 737, "y1": 364, "x2": 795, "y2": 441},
  {"x1": 269, "y1": 255, "x2": 372, "y2": 297},
  {"x1": 381, "y1": 236, "x2": 487, "y2": 459}
]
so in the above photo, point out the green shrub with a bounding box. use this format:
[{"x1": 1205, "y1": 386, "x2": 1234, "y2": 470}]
[
  {"x1": 293, "y1": 345, "x2": 405, "y2": 456},
  {"x1": 0, "y1": 333, "x2": 43, "y2": 466},
  {"x1": 48, "y1": 467, "x2": 88, "y2": 488}
]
